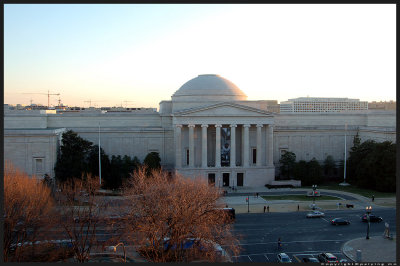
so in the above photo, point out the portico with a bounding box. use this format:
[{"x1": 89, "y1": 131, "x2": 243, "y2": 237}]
[{"x1": 172, "y1": 102, "x2": 275, "y2": 187}]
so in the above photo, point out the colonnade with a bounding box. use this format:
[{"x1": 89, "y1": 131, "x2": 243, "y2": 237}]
[{"x1": 175, "y1": 123, "x2": 274, "y2": 169}]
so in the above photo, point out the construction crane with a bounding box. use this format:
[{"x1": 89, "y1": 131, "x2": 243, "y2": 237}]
[
  {"x1": 122, "y1": 100, "x2": 136, "y2": 108},
  {"x1": 22, "y1": 90, "x2": 60, "y2": 108},
  {"x1": 84, "y1": 100, "x2": 106, "y2": 108}
]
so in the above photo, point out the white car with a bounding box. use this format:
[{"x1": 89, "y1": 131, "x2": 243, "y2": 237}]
[
  {"x1": 306, "y1": 210, "x2": 325, "y2": 218},
  {"x1": 277, "y1": 253, "x2": 292, "y2": 263}
]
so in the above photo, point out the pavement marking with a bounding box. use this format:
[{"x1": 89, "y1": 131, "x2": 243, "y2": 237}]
[
  {"x1": 236, "y1": 239, "x2": 346, "y2": 246},
  {"x1": 247, "y1": 255, "x2": 252, "y2": 262},
  {"x1": 293, "y1": 255, "x2": 301, "y2": 262},
  {"x1": 264, "y1": 254, "x2": 269, "y2": 261},
  {"x1": 321, "y1": 217, "x2": 330, "y2": 223}
]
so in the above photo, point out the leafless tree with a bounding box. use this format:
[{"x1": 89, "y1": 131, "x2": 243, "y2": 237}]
[
  {"x1": 55, "y1": 175, "x2": 105, "y2": 262},
  {"x1": 122, "y1": 166, "x2": 241, "y2": 262},
  {"x1": 3, "y1": 162, "x2": 55, "y2": 262}
]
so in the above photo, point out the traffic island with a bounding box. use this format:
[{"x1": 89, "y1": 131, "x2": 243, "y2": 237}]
[{"x1": 342, "y1": 236, "x2": 396, "y2": 262}]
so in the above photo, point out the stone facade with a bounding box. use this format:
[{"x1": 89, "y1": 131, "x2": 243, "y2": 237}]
[{"x1": 4, "y1": 74, "x2": 396, "y2": 187}]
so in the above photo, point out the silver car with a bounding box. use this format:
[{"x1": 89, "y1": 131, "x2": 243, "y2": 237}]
[
  {"x1": 306, "y1": 210, "x2": 325, "y2": 218},
  {"x1": 277, "y1": 253, "x2": 292, "y2": 263}
]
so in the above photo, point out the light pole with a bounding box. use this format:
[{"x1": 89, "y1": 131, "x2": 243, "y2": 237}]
[
  {"x1": 312, "y1": 185, "x2": 317, "y2": 208},
  {"x1": 366, "y1": 206, "x2": 372, "y2": 239},
  {"x1": 108, "y1": 242, "x2": 126, "y2": 262}
]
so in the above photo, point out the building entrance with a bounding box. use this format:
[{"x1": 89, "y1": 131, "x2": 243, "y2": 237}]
[
  {"x1": 237, "y1": 173, "x2": 244, "y2": 186},
  {"x1": 208, "y1": 173, "x2": 215, "y2": 185},
  {"x1": 223, "y1": 173, "x2": 230, "y2": 187}
]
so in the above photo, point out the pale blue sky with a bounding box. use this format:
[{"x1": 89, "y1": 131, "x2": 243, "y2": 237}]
[{"x1": 5, "y1": 4, "x2": 396, "y2": 108}]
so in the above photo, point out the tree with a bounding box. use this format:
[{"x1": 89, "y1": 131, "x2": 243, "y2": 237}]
[
  {"x1": 279, "y1": 151, "x2": 296, "y2": 179},
  {"x1": 307, "y1": 158, "x2": 323, "y2": 185},
  {"x1": 323, "y1": 155, "x2": 337, "y2": 181},
  {"x1": 293, "y1": 160, "x2": 308, "y2": 182},
  {"x1": 347, "y1": 140, "x2": 395, "y2": 192},
  {"x1": 122, "y1": 167, "x2": 240, "y2": 262},
  {"x1": 54, "y1": 130, "x2": 93, "y2": 183},
  {"x1": 143, "y1": 152, "x2": 161, "y2": 174},
  {"x1": 55, "y1": 175, "x2": 105, "y2": 262},
  {"x1": 4, "y1": 162, "x2": 55, "y2": 262}
]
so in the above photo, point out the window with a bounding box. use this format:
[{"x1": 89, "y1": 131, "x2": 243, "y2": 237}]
[
  {"x1": 34, "y1": 158, "x2": 44, "y2": 175},
  {"x1": 208, "y1": 173, "x2": 215, "y2": 185},
  {"x1": 252, "y1": 148, "x2": 257, "y2": 164},
  {"x1": 186, "y1": 149, "x2": 189, "y2": 165}
]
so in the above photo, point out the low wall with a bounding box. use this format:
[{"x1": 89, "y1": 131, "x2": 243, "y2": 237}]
[{"x1": 270, "y1": 180, "x2": 301, "y2": 187}]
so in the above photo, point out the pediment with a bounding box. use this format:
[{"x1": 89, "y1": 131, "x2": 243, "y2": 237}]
[{"x1": 173, "y1": 102, "x2": 274, "y2": 117}]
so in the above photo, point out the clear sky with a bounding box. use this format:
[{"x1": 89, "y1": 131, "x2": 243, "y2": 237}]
[{"x1": 4, "y1": 4, "x2": 396, "y2": 108}]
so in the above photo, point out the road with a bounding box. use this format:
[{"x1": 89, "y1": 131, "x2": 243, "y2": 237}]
[{"x1": 230, "y1": 208, "x2": 396, "y2": 262}]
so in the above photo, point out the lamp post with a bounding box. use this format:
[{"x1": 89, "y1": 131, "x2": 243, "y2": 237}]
[
  {"x1": 109, "y1": 242, "x2": 126, "y2": 262},
  {"x1": 366, "y1": 206, "x2": 372, "y2": 239},
  {"x1": 312, "y1": 185, "x2": 317, "y2": 208}
]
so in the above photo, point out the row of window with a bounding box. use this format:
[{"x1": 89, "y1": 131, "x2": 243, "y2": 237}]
[{"x1": 185, "y1": 148, "x2": 258, "y2": 166}]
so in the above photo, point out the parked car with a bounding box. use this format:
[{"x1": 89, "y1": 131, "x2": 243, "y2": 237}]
[
  {"x1": 302, "y1": 257, "x2": 319, "y2": 263},
  {"x1": 330, "y1": 218, "x2": 350, "y2": 225},
  {"x1": 318, "y1": 252, "x2": 338, "y2": 262},
  {"x1": 361, "y1": 214, "x2": 383, "y2": 223},
  {"x1": 306, "y1": 211, "x2": 325, "y2": 218},
  {"x1": 277, "y1": 253, "x2": 292, "y2": 263}
]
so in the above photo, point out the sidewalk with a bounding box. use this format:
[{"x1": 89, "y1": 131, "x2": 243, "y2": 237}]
[{"x1": 342, "y1": 236, "x2": 396, "y2": 262}]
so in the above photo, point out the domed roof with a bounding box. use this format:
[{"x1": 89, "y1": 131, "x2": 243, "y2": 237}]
[{"x1": 172, "y1": 74, "x2": 247, "y2": 101}]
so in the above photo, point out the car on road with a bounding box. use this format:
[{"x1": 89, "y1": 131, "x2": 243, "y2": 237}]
[
  {"x1": 361, "y1": 214, "x2": 383, "y2": 223},
  {"x1": 302, "y1": 257, "x2": 319, "y2": 263},
  {"x1": 330, "y1": 218, "x2": 350, "y2": 225},
  {"x1": 277, "y1": 253, "x2": 292, "y2": 263},
  {"x1": 318, "y1": 252, "x2": 338, "y2": 262},
  {"x1": 306, "y1": 211, "x2": 325, "y2": 218}
]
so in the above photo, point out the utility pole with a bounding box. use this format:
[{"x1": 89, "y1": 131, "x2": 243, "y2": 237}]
[{"x1": 99, "y1": 122, "x2": 102, "y2": 185}]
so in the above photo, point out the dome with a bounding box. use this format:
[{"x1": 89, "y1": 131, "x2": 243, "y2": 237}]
[{"x1": 172, "y1": 74, "x2": 247, "y2": 102}]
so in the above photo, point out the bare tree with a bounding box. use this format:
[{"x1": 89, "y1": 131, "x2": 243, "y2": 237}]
[
  {"x1": 123, "y1": 166, "x2": 241, "y2": 262},
  {"x1": 55, "y1": 175, "x2": 105, "y2": 262},
  {"x1": 3, "y1": 162, "x2": 55, "y2": 262}
]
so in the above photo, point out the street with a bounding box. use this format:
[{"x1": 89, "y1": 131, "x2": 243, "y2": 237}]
[{"x1": 230, "y1": 208, "x2": 396, "y2": 262}]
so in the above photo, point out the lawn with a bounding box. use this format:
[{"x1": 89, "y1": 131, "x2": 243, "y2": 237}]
[
  {"x1": 261, "y1": 195, "x2": 341, "y2": 201},
  {"x1": 303, "y1": 184, "x2": 396, "y2": 198}
]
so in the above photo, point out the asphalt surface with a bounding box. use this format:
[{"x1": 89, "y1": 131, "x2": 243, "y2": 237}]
[{"x1": 230, "y1": 208, "x2": 396, "y2": 263}]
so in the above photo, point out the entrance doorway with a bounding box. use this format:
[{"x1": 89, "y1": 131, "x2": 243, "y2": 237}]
[
  {"x1": 208, "y1": 173, "x2": 215, "y2": 186},
  {"x1": 223, "y1": 173, "x2": 230, "y2": 187},
  {"x1": 237, "y1": 173, "x2": 244, "y2": 186}
]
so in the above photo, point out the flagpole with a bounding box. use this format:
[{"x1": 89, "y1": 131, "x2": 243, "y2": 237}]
[
  {"x1": 99, "y1": 122, "x2": 101, "y2": 185},
  {"x1": 340, "y1": 123, "x2": 349, "y2": 186}
]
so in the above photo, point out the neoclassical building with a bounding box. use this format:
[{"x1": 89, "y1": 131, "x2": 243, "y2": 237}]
[{"x1": 4, "y1": 74, "x2": 396, "y2": 187}]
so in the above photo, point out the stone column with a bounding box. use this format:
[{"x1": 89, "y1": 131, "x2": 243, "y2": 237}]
[
  {"x1": 175, "y1": 124, "x2": 182, "y2": 168},
  {"x1": 215, "y1": 124, "x2": 222, "y2": 168},
  {"x1": 267, "y1": 125, "x2": 274, "y2": 166},
  {"x1": 243, "y1": 124, "x2": 250, "y2": 167},
  {"x1": 188, "y1": 124, "x2": 195, "y2": 168},
  {"x1": 201, "y1": 124, "x2": 208, "y2": 168},
  {"x1": 230, "y1": 124, "x2": 237, "y2": 167},
  {"x1": 256, "y1": 124, "x2": 263, "y2": 166}
]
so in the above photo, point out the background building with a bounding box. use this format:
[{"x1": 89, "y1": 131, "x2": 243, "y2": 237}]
[
  {"x1": 4, "y1": 75, "x2": 396, "y2": 187},
  {"x1": 280, "y1": 97, "x2": 368, "y2": 113}
]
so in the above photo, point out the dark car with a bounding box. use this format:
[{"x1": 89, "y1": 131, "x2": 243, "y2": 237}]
[
  {"x1": 318, "y1": 253, "x2": 338, "y2": 262},
  {"x1": 303, "y1": 257, "x2": 319, "y2": 263},
  {"x1": 361, "y1": 214, "x2": 383, "y2": 223},
  {"x1": 331, "y1": 218, "x2": 350, "y2": 225}
]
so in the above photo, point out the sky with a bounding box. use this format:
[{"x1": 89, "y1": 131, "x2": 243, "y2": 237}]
[{"x1": 4, "y1": 4, "x2": 396, "y2": 109}]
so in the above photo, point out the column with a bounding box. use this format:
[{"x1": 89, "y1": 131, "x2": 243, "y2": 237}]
[
  {"x1": 256, "y1": 124, "x2": 263, "y2": 166},
  {"x1": 215, "y1": 124, "x2": 222, "y2": 167},
  {"x1": 175, "y1": 124, "x2": 182, "y2": 168},
  {"x1": 201, "y1": 124, "x2": 208, "y2": 168},
  {"x1": 267, "y1": 125, "x2": 274, "y2": 166},
  {"x1": 188, "y1": 124, "x2": 195, "y2": 168},
  {"x1": 243, "y1": 124, "x2": 250, "y2": 167},
  {"x1": 230, "y1": 124, "x2": 237, "y2": 167}
]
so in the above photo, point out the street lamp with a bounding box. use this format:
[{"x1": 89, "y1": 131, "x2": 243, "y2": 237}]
[
  {"x1": 108, "y1": 242, "x2": 126, "y2": 262},
  {"x1": 312, "y1": 185, "x2": 317, "y2": 208},
  {"x1": 366, "y1": 206, "x2": 372, "y2": 240}
]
